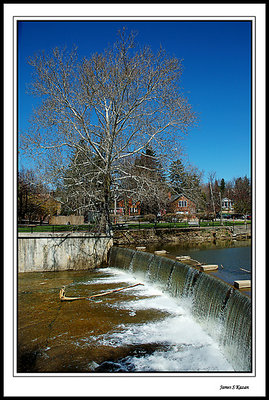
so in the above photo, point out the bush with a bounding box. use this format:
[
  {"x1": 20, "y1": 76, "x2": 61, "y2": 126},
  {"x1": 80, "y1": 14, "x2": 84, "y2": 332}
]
[
  {"x1": 141, "y1": 214, "x2": 156, "y2": 223},
  {"x1": 161, "y1": 213, "x2": 179, "y2": 223}
]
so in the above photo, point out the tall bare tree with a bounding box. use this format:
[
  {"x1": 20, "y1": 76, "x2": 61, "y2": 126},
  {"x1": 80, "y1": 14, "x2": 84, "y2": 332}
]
[
  {"x1": 18, "y1": 168, "x2": 59, "y2": 223},
  {"x1": 21, "y1": 28, "x2": 197, "y2": 233},
  {"x1": 231, "y1": 176, "x2": 251, "y2": 215}
]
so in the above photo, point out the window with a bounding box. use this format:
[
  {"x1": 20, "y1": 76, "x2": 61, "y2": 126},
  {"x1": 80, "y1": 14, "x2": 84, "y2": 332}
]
[
  {"x1": 178, "y1": 200, "x2": 187, "y2": 208},
  {"x1": 222, "y1": 199, "x2": 233, "y2": 209}
]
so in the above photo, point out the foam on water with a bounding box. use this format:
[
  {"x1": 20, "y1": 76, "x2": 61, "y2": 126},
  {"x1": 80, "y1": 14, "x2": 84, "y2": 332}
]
[
  {"x1": 79, "y1": 268, "x2": 139, "y2": 286},
  {"x1": 85, "y1": 267, "x2": 234, "y2": 372}
]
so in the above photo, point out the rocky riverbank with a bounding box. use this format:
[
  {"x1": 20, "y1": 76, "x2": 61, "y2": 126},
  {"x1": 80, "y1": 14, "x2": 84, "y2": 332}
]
[{"x1": 113, "y1": 225, "x2": 251, "y2": 246}]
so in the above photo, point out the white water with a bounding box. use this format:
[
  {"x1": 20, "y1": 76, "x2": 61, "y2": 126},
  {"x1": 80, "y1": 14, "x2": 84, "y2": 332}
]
[{"x1": 88, "y1": 267, "x2": 234, "y2": 372}]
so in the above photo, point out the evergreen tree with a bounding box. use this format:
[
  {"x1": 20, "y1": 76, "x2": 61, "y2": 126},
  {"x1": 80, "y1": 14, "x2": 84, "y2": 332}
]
[
  {"x1": 220, "y1": 178, "x2": 225, "y2": 196},
  {"x1": 169, "y1": 160, "x2": 204, "y2": 208},
  {"x1": 130, "y1": 146, "x2": 169, "y2": 216},
  {"x1": 169, "y1": 159, "x2": 188, "y2": 193}
]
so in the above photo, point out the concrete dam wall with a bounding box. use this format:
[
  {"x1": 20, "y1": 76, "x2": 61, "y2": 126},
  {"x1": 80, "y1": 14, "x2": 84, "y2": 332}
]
[
  {"x1": 108, "y1": 246, "x2": 252, "y2": 372},
  {"x1": 18, "y1": 233, "x2": 113, "y2": 272}
]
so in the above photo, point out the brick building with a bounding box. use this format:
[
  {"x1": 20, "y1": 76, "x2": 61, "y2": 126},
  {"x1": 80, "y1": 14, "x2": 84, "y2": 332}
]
[{"x1": 168, "y1": 193, "x2": 196, "y2": 217}]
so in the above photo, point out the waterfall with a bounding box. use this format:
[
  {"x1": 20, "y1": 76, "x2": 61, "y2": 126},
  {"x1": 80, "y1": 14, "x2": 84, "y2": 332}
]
[
  {"x1": 221, "y1": 289, "x2": 252, "y2": 371},
  {"x1": 108, "y1": 246, "x2": 135, "y2": 270},
  {"x1": 108, "y1": 246, "x2": 252, "y2": 372}
]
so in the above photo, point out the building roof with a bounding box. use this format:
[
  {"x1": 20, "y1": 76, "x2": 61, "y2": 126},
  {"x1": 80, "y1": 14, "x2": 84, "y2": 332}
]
[{"x1": 170, "y1": 193, "x2": 195, "y2": 204}]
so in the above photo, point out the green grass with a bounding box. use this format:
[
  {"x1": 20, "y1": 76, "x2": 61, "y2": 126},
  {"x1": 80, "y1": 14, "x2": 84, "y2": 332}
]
[
  {"x1": 127, "y1": 220, "x2": 250, "y2": 229},
  {"x1": 18, "y1": 220, "x2": 250, "y2": 233}
]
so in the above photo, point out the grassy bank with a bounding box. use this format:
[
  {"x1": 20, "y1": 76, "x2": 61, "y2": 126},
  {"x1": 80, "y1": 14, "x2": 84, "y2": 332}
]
[{"x1": 18, "y1": 220, "x2": 250, "y2": 233}]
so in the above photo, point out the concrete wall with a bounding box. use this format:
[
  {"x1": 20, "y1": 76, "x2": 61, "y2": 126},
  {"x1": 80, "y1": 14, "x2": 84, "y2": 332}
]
[{"x1": 18, "y1": 232, "x2": 113, "y2": 273}]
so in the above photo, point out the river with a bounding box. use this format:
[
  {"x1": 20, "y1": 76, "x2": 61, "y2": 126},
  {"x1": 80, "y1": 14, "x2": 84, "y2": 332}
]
[
  {"x1": 17, "y1": 241, "x2": 252, "y2": 374},
  {"x1": 145, "y1": 240, "x2": 252, "y2": 296}
]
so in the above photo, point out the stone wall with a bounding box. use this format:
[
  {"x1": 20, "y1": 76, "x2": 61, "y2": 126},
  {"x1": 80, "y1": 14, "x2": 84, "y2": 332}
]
[
  {"x1": 18, "y1": 232, "x2": 113, "y2": 273},
  {"x1": 18, "y1": 225, "x2": 251, "y2": 272},
  {"x1": 113, "y1": 226, "x2": 237, "y2": 246}
]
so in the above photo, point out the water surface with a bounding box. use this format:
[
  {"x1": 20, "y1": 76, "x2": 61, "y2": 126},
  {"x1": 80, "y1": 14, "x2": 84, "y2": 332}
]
[
  {"x1": 145, "y1": 241, "x2": 252, "y2": 296},
  {"x1": 18, "y1": 267, "x2": 234, "y2": 373}
]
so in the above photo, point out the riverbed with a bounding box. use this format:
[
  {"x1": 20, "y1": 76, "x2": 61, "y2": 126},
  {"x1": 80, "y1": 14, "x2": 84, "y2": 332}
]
[{"x1": 18, "y1": 268, "x2": 235, "y2": 373}]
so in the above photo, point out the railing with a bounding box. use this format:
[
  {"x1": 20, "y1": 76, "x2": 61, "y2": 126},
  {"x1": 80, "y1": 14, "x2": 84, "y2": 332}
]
[
  {"x1": 18, "y1": 219, "x2": 251, "y2": 234},
  {"x1": 113, "y1": 219, "x2": 250, "y2": 230},
  {"x1": 17, "y1": 224, "x2": 97, "y2": 234}
]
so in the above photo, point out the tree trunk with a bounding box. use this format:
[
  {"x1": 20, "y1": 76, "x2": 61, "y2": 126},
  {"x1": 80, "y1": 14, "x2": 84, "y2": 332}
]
[{"x1": 100, "y1": 173, "x2": 112, "y2": 236}]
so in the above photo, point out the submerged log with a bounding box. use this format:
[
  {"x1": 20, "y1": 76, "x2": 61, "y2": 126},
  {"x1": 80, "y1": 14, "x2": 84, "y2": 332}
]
[
  {"x1": 59, "y1": 283, "x2": 143, "y2": 301},
  {"x1": 87, "y1": 283, "x2": 143, "y2": 299},
  {"x1": 59, "y1": 287, "x2": 87, "y2": 301},
  {"x1": 240, "y1": 268, "x2": 251, "y2": 273}
]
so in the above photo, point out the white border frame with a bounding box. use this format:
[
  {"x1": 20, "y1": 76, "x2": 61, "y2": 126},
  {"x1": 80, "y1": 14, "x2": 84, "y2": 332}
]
[{"x1": 4, "y1": 4, "x2": 266, "y2": 397}]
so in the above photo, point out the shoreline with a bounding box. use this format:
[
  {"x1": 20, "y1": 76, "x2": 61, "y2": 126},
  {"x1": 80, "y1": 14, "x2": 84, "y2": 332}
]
[{"x1": 113, "y1": 225, "x2": 251, "y2": 246}]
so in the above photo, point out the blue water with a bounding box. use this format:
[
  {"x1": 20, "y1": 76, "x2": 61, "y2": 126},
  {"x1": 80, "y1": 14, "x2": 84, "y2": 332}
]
[
  {"x1": 147, "y1": 242, "x2": 252, "y2": 296},
  {"x1": 186, "y1": 246, "x2": 251, "y2": 283}
]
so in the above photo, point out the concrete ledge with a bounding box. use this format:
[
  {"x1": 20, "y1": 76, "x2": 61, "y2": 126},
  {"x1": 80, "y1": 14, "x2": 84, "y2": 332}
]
[
  {"x1": 234, "y1": 280, "x2": 251, "y2": 289},
  {"x1": 154, "y1": 250, "x2": 168, "y2": 255},
  {"x1": 200, "y1": 264, "x2": 218, "y2": 271},
  {"x1": 18, "y1": 232, "x2": 109, "y2": 239}
]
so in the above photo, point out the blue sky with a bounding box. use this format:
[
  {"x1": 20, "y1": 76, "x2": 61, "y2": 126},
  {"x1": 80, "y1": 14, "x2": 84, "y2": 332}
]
[{"x1": 18, "y1": 20, "x2": 252, "y2": 183}]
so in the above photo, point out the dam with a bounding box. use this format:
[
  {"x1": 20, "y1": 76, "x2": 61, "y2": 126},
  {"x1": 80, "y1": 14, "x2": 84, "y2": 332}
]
[
  {"x1": 17, "y1": 245, "x2": 252, "y2": 373},
  {"x1": 108, "y1": 247, "x2": 252, "y2": 372}
]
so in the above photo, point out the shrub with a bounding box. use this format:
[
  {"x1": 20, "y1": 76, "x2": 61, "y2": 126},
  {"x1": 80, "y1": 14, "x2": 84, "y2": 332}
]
[
  {"x1": 161, "y1": 213, "x2": 179, "y2": 222},
  {"x1": 141, "y1": 214, "x2": 156, "y2": 223}
]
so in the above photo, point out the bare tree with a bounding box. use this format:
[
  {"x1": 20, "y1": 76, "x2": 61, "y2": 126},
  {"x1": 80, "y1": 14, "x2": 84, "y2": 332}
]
[
  {"x1": 230, "y1": 176, "x2": 251, "y2": 215},
  {"x1": 21, "y1": 28, "x2": 197, "y2": 233},
  {"x1": 18, "y1": 167, "x2": 59, "y2": 223}
]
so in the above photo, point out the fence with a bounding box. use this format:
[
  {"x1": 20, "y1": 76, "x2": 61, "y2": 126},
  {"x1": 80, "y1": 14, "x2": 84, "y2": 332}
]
[
  {"x1": 17, "y1": 224, "x2": 96, "y2": 234},
  {"x1": 18, "y1": 219, "x2": 250, "y2": 234}
]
